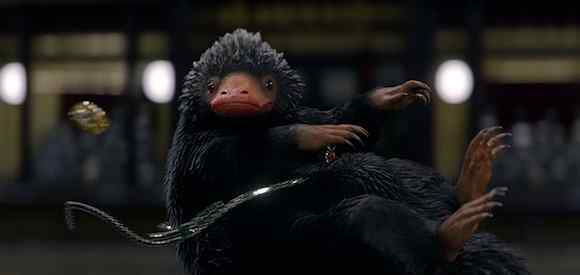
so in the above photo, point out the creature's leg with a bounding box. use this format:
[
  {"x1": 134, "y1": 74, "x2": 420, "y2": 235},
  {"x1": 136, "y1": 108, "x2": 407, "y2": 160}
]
[
  {"x1": 437, "y1": 233, "x2": 530, "y2": 275},
  {"x1": 292, "y1": 152, "x2": 410, "y2": 210},
  {"x1": 297, "y1": 152, "x2": 461, "y2": 220},
  {"x1": 291, "y1": 194, "x2": 444, "y2": 275}
]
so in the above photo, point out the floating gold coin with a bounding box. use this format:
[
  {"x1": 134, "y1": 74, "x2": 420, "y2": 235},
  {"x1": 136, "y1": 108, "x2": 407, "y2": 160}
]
[{"x1": 68, "y1": 101, "x2": 111, "y2": 135}]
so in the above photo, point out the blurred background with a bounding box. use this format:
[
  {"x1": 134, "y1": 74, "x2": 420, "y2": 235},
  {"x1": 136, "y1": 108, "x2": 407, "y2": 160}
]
[{"x1": 0, "y1": 0, "x2": 579, "y2": 274}]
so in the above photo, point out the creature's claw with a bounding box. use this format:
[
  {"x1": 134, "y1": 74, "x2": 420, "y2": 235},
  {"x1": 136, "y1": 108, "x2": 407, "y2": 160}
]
[
  {"x1": 438, "y1": 188, "x2": 508, "y2": 262},
  {"x1": 416, "y1": 94, "x2": 428, "y2": 105},
  {"x1": 487, "y1": 133, "x2": 512, "y2": 147},
  {"x1": 368, "y1": 80, "x2": 432, "y2": 111},
  {"x1": 490, "y1": 186, "x2": 509, "y2": 198},
  {"x1": 456, "y1": 126, "x2": 512, "y2": 204},
  {"x1": 296, "y1": 124, "x2": 369, "y2": 152},
  {"x1": 491, "y1": 145, "x2": 511, "y2": 159},
  {"x1": 408, "y1": 80, "x2": 432, "y2": 105}
]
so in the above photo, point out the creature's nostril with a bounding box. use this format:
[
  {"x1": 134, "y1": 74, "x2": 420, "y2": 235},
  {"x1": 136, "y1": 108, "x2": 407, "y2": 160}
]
[
  {"x1": 240, "y1": 91, "x2": 249, "y2": 94},
  {"x1": 220, "y1": 91, "x2": 228, "y2": 95}
]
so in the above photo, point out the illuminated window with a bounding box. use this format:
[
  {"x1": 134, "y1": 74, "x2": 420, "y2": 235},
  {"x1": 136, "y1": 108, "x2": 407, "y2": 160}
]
[{"x1": 31, "y1": 33, "x2": 127, "y2": 95}]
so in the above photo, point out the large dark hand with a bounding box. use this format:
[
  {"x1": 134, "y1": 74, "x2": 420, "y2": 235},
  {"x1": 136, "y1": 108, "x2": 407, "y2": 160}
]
[
  {"x1": 368, "y1": 80, "x2": 432, "y2": 111},
  {"x1": 294, "y1": 124, "x2": 369, "y2": 152}
]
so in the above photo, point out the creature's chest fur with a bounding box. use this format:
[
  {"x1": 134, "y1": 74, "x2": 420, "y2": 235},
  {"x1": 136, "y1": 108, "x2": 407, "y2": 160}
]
[{"x1": 189, "y1": 131, "x2": 308, "y2": 202}]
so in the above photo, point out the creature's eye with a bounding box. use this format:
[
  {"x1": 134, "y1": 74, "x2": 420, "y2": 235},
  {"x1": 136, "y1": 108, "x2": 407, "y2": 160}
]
[
  {"x1": 207, "y1": 79, "x2": 218, "y2": 94},
  {"x1": 263, "y1": 76, "x2": 275, "y2": 91}
]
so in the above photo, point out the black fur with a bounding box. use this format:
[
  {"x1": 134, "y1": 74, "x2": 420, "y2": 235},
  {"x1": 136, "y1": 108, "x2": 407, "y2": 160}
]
[{"x1": 165, "y1": 29, "x2": 529, "y2": 275}]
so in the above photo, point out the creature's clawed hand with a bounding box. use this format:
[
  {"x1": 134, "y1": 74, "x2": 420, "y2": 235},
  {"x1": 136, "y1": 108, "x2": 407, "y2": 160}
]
[
  {"x1": 438, "y1": 126, "x2": 512, "y2": 262},
  {"x1": 368, "y1": 80, "x2": 432, "y2": 111},
  {"x1": 456, "y1": 126, "x2": 512, "y2": 204},
  {"x1": 294, "y1": 124, "x2": 369, "y2": 152},
  {"x1": 438, "y1": 188, "x2": 507, "y2": 262}
]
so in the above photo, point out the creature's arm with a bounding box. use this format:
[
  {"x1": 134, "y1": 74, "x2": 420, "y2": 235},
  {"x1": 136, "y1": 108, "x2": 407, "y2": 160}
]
[
  {"x1": 195, "y1": 125, "x2": 369, "y2": 168},
  {"x1": 296, "y1": 80, "x2": 431, "y2": 138}
]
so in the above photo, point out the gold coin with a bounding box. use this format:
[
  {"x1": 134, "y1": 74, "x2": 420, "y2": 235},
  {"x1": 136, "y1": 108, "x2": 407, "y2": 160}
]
[{"x1": 68, "y1": 101, "x2": 111, "y2": 135}]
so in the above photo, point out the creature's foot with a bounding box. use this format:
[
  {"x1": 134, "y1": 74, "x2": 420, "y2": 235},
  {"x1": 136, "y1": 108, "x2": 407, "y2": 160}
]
[
  {"x1": 368, "y1": 80, "x2": 431, "y2": 111},
  {"x1": 456, "y1": 126, "x2": 511, "y2": 204},
  {"x1": 438, "y1": 188, "x2": 507, "y2": 262}
]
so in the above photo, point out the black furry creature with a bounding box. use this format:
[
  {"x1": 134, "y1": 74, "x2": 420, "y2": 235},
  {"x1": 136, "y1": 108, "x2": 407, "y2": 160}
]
[{"x1": 166, "y1": 29, "x2": 529, "y2": 275}]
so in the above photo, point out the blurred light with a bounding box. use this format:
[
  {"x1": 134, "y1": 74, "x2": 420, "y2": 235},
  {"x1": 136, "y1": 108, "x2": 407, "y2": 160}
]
[
  {"x1": 252, "y1": 187, "x2": 271, "y2": 196},
  {"x1": 0, "y1": 62, "x2": 27, "y2": 105},
  {"x1": 435, "y1": 59, "x2": 473, "y2": 104},
  {"x1": 142, "y1": 60, "x2": 175, "y2": 103}
]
